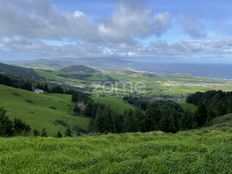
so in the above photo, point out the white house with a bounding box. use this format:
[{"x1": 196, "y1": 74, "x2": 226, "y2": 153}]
[{"x1": 33, "y1": 89, "x2": 44, "y2": 94}]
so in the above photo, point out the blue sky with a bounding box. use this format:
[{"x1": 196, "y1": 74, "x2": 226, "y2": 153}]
[{"x1": 0, "y1": 0, "x2": 232, "y2": 63}]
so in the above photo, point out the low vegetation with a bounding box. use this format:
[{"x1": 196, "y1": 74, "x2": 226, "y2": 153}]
[{"x1": 0, "y1": 126, "x2": 232, "y2": 173}]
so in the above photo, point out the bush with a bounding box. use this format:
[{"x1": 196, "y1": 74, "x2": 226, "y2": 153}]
[{"x1": 0, "y1": 108, "x2": 31, "y2": 136}]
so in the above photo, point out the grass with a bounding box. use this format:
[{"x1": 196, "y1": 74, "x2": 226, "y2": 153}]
[
  {"x1": 0, "y1": 127, "x2": 232, "y2": 173},
  {"x1": 209, "y1": 113, "x2": 232, "y2": 128},
  {"x1": 93, "y1": 96, "x2": 134, "y2": 114},
  {"x1": 179, "y1": 101, "x2": 197, "y2": 113},
  {"x1": 0, "y1": 85, "x2": 89, "y2": 136}
]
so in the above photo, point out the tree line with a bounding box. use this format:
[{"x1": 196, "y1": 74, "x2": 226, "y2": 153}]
[
  {"x1": 72, "y1": 92, "x2": 105, "y2": 118},
  {"x1": 0, "y1": 108, "x2": 31, "y2": 136},
  {"x1": 0, "y1": 73, "x2": 79, "y2": 94},
  {"x1": 89, "y1": 100, "x2": 196, "y2": 133},
  {"x1": 187, "y1": 90, "x2": 232, "y2": 126},
  {"x1": 72, "y1": 90, "x2": 232, "y2": 134},
  {"x1": 72, "y1": 92, "x2": 198, "y2": 133}
]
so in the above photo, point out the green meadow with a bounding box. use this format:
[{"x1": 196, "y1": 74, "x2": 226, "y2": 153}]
[
  {"x1": 93, "y1": 96, "x2": 134, "y2": 114},
  {"x1": 0, "y1": 124, "x2": 232, "y2": 174},
  {"x1": 0, "y1": 85, "x2": 89, "y2": 136}
]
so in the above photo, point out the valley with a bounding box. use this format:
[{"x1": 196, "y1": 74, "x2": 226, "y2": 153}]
[
  {"x1": 1, "y1": 0, "x2": 232, "y2": 173},
  {"x1": 1, "y1": 62, "x2": 232, "y2": 174},
  {"x1": 34, "y1": 65, "x2": 232, "y2": 98}
]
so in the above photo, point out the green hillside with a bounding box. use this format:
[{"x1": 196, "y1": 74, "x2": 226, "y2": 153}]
[
  {"x1": 0, "y1": 127, "x2": 232, "y2": 173},
  {"x1": 93, "y1": 96, "x2": 134, "y2": 114},
  {"x1": 0, "y1": 85, "x2": 134, "y2": 136},
  {"x1": 178, "y1": 101, "x2": 197, "y2": 113},
  {"x1": 209, "y1": 113, "x2": 232, "y2": 128},
  {"x1": 0, "y1": 85, "x2": 89, "y2": 135},
  {"x1": 36, "y1": 65, "x2": 115, "y2": 87},
  {"x1": 0, "y1": 62, "x2": 43, "y2": 80},
  {"x1": 61, "y1": 65, "x2": 101, "y2": 74}
]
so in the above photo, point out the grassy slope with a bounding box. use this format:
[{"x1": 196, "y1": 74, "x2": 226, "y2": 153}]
[
  {"x1": 178, "y1": 101, "x2": 197, "y2": 113},
  {"x1": 0, "y1": 85, "x2": 89, "y2": 135},
  {"x1": 209, "y1": 113, "x2": 232, "y2": 128},
  {"x1": 0, "y1": 62, "x2": 43, "y2": 80},
  {"x1": 0, "y1": 85, "x2": 134, "y2": 135},
  {"x1": 0, "y1": 128, "x2": 232, "y2": 173},
  {"x1": 93, "y1": 96, "x2": 134, "y2": 114}
]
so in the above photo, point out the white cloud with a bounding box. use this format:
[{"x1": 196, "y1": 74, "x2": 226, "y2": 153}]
[
  {"x1": 179, "y1": 13, "x2": 206, "y2": 39},
  {"x1": 0, "y1": 0, "x2": 172, "y2": 43},
  {"x1": 98, "y1": 0, "x2": 171, "y2": 43},
  {"x1": 153, "y1": 12, "x2": 171, "y2": 36},
  {"x1": 0, "y1": 0, "x2": 230, "y2": 60},
  {"x1": 73, "y1": 10, "x2": 85, "y2": 18}
]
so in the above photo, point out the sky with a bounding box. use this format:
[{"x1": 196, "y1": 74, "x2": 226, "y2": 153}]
[{"x1": 0, "y1": 0, "x2": 232, "y2": 63}]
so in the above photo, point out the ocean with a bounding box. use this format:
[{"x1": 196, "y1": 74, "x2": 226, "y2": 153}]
[{"x1": 130, "y1": 63, "x2": 232, "y2": 79}]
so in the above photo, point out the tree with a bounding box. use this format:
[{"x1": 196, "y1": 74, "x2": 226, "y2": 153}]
[
  {"x1": 0, "y1": 108, "x2": 14, "y2": 137},
  {"x1": 186, "y1": 90, "x2": 232, "y2": 124},
  {"x1": 159, "y1": 109, "x2": 176, "y2": 133},
  {"x1": 0, "y1": 74, "x2": 14, "y2": 86},
  {"x1": 72, "y1": 92, "x2": 91, "y2": 103},
  {"x1": 195, "y1": 104, "x2": 208, "y2": 127},
  {"x1": 180, "y1": 111, "x2": 195, "y2": 130},
  {"x1": 36, "y1": 83, "x2": 43, "y2": 89},
  {"x1": 143, "y1": 107, "x2": 161, "y2": 132},
  {"x1": 13, "y1": 118, "x2": 31, "y2": 135},
  {"x1": 94, "y1": 107, "x2": 105, "y2": 132},
  {"x1": 50, "y1": 86, "x2": 64, "y2": 94},
  {"x1": 123, "y1": 109, "x2": 135, "y2": 132},
  {"x1": 22, "y1": 82, "x2": 32, "y2": 91},
  {"x1": 85, "y1": 102, "x2": 100, "y2": 117},
  {"x1": 73, "y1": 103, "x2": 81, "y2": 114},
  {"x1": 43, "y1": 84, "x2": 49, "y2": 92},
  {"x1": 0, "y1": 108, "x2": 32, "y2": 137},
  {"x1": 92, "y1": 106, "x2": 122, "y2": 133},
  {"x1": 123, "y1": 109, "x2": 144, "y2": 132},
  {"x1": 65, "y1": 127, "x2": 72, "y2": 137},
  {"x1": 41, "y1": 128, "x2": 48, "y2": 137},
  {"x1": 123, "y1": 96, "x2": 150, "y2": 110},
  {"x1": 33, "y1": 129, "x2": 40, "y2": 136},
  {"x1": 56, "y1": 131, "x2": 63, "y2": 138},
  {"x1": 113, "y1": 113, "x2": 123, "y2": 133}
]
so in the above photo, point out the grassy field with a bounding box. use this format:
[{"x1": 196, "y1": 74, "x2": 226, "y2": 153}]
[
  {"x1": 93, "y1": 96, "x2": 134, "y2": 114},
  {"x1": 209, "y1": 113, "x2": 232, "y2": 128},
  {"x1": 0, "y1": 125, "x2": 232, "y2": 173},
  {"x1": 0, "y1": 85, "x2": 89, "y2": 136},
  {"x1": 36, "y1": 68, "x2": 232, "y2": 97},
  {"x1": 178, "y1": 101, "x2": 197, "y2": 113}
]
